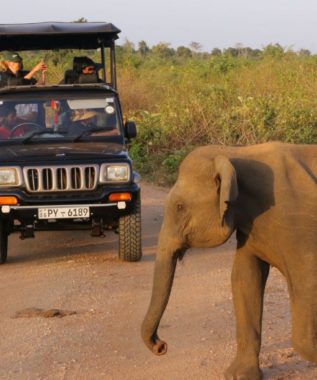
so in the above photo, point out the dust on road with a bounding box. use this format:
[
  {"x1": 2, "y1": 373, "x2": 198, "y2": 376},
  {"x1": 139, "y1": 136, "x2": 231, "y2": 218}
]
[{"x1": 0, "y1": 182, "x2": 316, "y2": 380}]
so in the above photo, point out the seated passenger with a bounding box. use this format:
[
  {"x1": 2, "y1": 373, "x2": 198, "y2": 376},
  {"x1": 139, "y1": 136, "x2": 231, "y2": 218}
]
[
  {"x1": 0, "y1": 51, "x2": 47, "y2": 87},
  {"x1": 0, "y1": 104, "x2": 23, "y2": 138},
  {"x1": 69, "y1": 110, "x2": 98, "y2": 133},
  {"x1": 61, "y1": 57, "x2": 102, "y2": 84}
]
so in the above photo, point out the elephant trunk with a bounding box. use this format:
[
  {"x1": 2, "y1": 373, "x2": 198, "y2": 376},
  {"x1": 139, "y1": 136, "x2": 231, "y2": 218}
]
[{"x1": 141, "y1": 245, "x2": 181, "y2": 355}]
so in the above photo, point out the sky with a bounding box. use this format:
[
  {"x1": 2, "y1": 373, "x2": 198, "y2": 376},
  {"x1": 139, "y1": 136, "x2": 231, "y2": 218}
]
[{"x1": 1, "y1": 0, "x2": 317, "y2": 52}]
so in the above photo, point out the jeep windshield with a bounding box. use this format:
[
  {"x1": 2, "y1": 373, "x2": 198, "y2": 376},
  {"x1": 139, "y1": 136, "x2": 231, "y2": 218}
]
[{"x1": 0, "y1": 91, "x2": 122, "y2": 143}]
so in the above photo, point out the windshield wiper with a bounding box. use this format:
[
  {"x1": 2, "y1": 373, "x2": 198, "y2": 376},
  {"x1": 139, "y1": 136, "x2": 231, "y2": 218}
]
[
  {"x1": 21, "y1": 130, "x2": 68, "y2": 144},
  {"x1": 73, "y1": 127, "x2": 115, "y2": 142}
]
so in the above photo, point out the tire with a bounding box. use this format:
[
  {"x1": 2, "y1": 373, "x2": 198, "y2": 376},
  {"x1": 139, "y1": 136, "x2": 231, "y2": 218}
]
[
  {"x1": 118, "y1": 194, "x2": 142, "y2": 262},
  {"x1": 0, "y1": 221, "x2": 8, "y2": 264}
]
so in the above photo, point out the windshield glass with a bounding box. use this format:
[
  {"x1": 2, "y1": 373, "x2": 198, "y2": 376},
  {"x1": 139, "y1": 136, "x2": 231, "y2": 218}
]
[{"x1": 0, "y1": 94, "x2": 121, "y2": 142}]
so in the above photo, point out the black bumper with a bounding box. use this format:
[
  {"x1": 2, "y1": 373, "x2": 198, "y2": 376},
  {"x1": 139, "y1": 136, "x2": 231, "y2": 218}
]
[{"x1": 0, "y1": 183, "x2": 140, "y2": 232}]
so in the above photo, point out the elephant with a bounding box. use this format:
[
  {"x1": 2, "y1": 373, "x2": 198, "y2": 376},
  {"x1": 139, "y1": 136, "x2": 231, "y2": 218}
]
[{"x1": 141, "y1": 142, "x2": 317, "y2": 380}]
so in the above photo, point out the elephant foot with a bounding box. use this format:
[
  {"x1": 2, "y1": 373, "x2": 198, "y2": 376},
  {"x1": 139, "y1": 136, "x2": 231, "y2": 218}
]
[{"x1": 225, "y1": 358, "x2": 262, "y2": 380}]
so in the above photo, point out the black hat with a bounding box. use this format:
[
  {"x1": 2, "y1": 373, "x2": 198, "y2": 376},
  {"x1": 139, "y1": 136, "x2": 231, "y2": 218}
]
[{"x1": 73, "y1": 56, "x2": 96, "y2": 72}]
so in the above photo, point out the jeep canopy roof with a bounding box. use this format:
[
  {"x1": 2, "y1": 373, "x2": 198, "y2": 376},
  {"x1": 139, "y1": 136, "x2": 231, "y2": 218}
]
[
  {"x1": 0, "y1": 22, "x2": 121, "y2": 89},
  {"x1": 0, "y1": 22, "x2": 121, "y2": 50}
]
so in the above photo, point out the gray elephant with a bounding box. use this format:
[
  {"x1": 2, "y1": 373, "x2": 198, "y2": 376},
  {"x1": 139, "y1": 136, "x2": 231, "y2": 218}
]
[{"x1": 141, "y1": 142, "x2": 317, "y2": 380}]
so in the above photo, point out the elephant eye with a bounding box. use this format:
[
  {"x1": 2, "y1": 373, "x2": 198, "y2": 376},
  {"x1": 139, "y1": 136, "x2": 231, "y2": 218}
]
[{"x1": 176, "y1": 203, "x2": 184, "y2": 211}]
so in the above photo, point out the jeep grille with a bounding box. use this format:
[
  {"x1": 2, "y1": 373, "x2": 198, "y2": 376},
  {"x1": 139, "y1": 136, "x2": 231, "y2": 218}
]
[{"x1": 23, "y1": 165, "x2": 99, "y2": 192}]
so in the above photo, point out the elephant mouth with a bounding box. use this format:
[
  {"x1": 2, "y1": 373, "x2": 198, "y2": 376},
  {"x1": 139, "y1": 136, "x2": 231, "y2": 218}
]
[
  {"x1": 196, "y1": 241, "x2": 215, "y2": 248},
  {"x1": 189, "y1": 237, "x2": 226, "y2": 248},
  {"x1": 187, "y1": 234, "x2": 211, "y2": 245}
]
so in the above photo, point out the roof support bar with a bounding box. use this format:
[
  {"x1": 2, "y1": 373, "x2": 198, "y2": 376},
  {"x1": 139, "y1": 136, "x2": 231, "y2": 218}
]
[
  {"x1": 111, "y1": 43, "x2": 117, "y2": 90},
  {"x1": 100, "y1": 40, "x2": 106, "y2": 83}
]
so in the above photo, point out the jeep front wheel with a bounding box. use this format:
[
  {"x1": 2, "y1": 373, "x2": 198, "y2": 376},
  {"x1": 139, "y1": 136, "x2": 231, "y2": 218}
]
[
  {"x1": 118, "y1": 196, "x2": 142, "y2": 262},
  {"x1": 0, "y1": 221, "x2": 8, "y2": 264}
]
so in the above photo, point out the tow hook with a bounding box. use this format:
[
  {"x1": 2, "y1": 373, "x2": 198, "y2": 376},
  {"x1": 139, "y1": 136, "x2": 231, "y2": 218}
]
[
  {"x1": 20, "y1": 226, "x2": 35, "y2": 240},
  {"x1": 91, "y1": 219, "x2": 105, "y2": 237}
]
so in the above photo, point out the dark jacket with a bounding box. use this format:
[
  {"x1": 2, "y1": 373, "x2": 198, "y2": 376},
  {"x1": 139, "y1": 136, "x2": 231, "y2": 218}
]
[
  {"x1": 60, "y1": 70, "x2": 102, "y2": 85},
  {"x1": 0, "y1": 70, "x2": 36, "y2": 87}
]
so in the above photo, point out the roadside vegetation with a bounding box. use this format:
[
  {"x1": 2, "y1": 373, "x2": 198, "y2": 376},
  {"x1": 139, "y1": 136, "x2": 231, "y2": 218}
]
[{"x1": 17, "y1": 41, "x2": 317, "y2": 185}]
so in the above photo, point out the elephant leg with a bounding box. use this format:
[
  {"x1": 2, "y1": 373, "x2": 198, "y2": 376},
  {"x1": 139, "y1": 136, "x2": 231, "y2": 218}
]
[
  {"x1": 290, "y1": 287, "x2": 317, "y2": 363},
  {"x1": 225, "y1": 249, "x2": 270, "y2": 380}
]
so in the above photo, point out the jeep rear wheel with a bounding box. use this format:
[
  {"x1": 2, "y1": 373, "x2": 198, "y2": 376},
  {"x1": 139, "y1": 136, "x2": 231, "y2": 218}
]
[
  {"x1": 0, "y1": 221, "x2": 8, "y2": 264},
  {"x1": 118, "y1": 195, "x2": 142, "y2": 262}
]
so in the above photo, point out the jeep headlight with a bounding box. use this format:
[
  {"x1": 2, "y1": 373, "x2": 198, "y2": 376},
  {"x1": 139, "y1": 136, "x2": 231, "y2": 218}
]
[
  {"x1": 99, "y1": 164, "x2": 130, "y2": 183},
  {"x1": 0, "y1": 168, "x2": 22, "y2": 186}
]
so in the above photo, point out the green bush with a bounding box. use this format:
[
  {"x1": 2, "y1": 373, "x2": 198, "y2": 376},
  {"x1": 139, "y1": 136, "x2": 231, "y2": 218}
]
[
  {"x1": 123, "y1": 52, "x2": 317, "y2": 185},
  {"x1": 19, "y1": 45, "x2": 317, "y2": 186}
]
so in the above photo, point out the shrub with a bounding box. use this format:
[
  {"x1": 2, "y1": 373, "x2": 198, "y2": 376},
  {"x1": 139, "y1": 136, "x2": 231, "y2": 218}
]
[{"x1": 20, "y1": 45, "x2": 317, "y2": 186}]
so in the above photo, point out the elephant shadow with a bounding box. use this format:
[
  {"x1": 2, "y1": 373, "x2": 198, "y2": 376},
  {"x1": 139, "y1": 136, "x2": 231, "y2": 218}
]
[{"x1": 231, "y1": 158, "x2": 275, "y2": 247}]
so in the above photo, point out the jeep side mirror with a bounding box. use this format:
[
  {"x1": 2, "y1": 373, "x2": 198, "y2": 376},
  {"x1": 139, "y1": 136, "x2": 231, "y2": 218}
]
[{"x1": 125, "y1": 121, "x2": 137, "y2": 139}]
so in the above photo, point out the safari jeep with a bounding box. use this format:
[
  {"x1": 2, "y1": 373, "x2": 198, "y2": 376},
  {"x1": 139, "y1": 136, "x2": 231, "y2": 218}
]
[{"x1": 0, "y1": 22, "x2": 142, "y2": 263}]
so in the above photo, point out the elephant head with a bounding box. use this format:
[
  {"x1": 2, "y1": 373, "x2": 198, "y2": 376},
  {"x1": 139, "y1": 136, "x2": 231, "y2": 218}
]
[{"x1": 141, "y1": 153, "x2": 238, "y2": 355}]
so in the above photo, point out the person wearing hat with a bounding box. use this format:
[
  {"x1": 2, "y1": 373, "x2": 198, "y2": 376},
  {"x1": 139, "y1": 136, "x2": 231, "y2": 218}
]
[
  {"x1": 60, "y1": 56, "x2": 102, "y2": 84},
  {"x1": 0, "y1": 51, "x2": 47, "y2": 87},
  {"x1": 70, "y1": 109, "x2": 98, "y2": 131},
  {"x1": 64, "y1": 109, "x2": 99, "y2": 135}
]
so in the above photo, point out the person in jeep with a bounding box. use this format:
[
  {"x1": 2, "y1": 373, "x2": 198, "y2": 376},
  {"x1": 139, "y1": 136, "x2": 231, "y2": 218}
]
[
  {"x1": 0, "y1": 103, "x2": 23, "y2": 138},
  {"x1": 0, "y1": 22, "x2": 142, "y2": 265},
  {"x1": 70, "y1": 110, "x2": 98, "y2": 131},
  {"x1": 60, "y1": 56, "x2": 102, "y2": 84},
  {"x1": 0, "y1": 51, "x2": 47, "y2": 87}
]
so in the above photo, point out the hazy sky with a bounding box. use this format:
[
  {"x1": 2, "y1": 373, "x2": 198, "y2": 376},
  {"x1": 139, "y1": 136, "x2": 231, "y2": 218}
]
[{"x1": 1, "y1": 0, "x2": 317, "y2": 52}]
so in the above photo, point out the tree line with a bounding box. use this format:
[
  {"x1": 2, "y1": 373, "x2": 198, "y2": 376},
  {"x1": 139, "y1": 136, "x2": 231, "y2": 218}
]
[{"x1": 117, "y1": 40, "x2": 312, "y2": 60}]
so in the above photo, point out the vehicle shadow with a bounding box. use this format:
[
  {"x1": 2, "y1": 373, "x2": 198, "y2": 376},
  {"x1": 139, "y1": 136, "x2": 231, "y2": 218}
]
[
  {"x1": 7, "y1": 231, "x2": 118, "y2": 264},
  {"x1": 6, "y1": 228, "x2": 159, "y2": 264}
]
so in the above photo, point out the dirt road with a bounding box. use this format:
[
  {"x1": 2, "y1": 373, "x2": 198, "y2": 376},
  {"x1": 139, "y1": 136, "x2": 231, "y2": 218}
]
[{"x1": 0, "y1": 182, "x2": 316, "y2": 380}]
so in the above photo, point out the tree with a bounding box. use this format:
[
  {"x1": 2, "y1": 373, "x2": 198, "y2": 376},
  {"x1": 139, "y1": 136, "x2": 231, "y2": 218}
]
[
  {"x1": 152, "y1": 42, "x2": 175, "y2": 59},
  {"x1": 298, "y1": 49, "x2": 311, "y2": 57},
  {"x1": 262, "y1": 43, "x2": 285, "y2": 57},
  {"x1": 211, "y1": 48, "x2": 222, "y2": 56},
  {"x1": 224, "y1": 47, "x2": 239, "y2": 57},
  {"x1": 235, "y1": 42, "x2": 244, "y2": 56},
  {"x1": 251, "y1": 49, "x2": 262, "y2": 57},
  {"x1": 74, "y1": 17, "x2": 87, "y2": 23},
  {"x1": 189, "y1": 41, "x2": 202, "y2": 53},
  {"x1": 176, "y1": 46, "x2": 192, "y2": 58},
  {"x1": 239, "y1": 47, "x2": 253, "y2": 58},
  {"x1": 122, "y1": 39, "x2": 136, "y2": 54},
  {"x1": 138, "y1": 41, "x2": 150, "y2": 57}
]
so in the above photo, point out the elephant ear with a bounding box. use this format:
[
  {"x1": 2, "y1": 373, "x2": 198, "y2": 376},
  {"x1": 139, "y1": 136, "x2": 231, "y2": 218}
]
[{"x1": 213, "y1": 155, "x2": 238, "y2": 227}]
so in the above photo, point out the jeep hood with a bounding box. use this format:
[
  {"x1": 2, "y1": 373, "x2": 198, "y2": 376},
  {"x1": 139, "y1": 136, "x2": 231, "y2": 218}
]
[{"x1": 0, "y1": 142, "x2": 127, "y2": 163}]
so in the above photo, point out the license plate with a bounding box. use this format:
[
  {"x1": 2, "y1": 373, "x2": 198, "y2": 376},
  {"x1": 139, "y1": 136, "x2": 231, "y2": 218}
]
[{"x1": 38, "y1": 206, "x2": 90, "y2": 220}]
